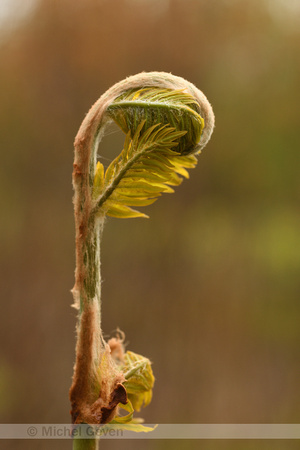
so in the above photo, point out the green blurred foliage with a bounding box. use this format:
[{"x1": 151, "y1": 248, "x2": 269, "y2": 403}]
[{"x1": 0, "y1": 0, "x2": 299, "y2": 449}]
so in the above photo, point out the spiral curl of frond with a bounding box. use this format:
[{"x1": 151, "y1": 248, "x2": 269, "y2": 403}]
[
  {"x1": 74, "y1": 72, "x2": 215, "y2": 219},
  {"x1": 73, "y1": 72, "x2": 215, "y2": 218}
]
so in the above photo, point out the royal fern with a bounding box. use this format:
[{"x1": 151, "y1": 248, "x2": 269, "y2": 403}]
[{"x1": 70, "y1": 72, "x2": 214, "y2": 447}]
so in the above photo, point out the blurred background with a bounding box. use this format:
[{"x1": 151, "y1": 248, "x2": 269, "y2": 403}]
[{"x1": 0, "y1": 0, "x2": 299, "y2": 449}]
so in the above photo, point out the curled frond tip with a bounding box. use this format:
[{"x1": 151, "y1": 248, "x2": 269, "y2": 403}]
[{"x1": 75, "y1": 71, "x2": 215, "y2": 219}]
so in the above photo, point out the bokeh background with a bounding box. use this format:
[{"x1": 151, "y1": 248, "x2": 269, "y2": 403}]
[{"x1": 0, "y1": 0, "x2": 299, "y2": 449}]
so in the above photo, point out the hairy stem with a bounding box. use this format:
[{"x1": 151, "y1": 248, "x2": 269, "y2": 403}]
[
  {"x1": 70, "y1": 218, "x2": 105, "y2": 419},
  {"x1": 70, "y1": 75, "x2": 129, "y2": 428}
]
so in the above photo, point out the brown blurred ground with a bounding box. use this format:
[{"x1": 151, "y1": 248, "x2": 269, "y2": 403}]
[{"x1": 0, "y1": 0, "x2": 299, "y2": 449}]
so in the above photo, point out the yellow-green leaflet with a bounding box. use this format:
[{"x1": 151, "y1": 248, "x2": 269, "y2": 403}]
[
  {"x1": 121, "y1": 350, "x2": 155, "y2": 411},
  {"x1": 92, "y1": 119, "x2": 198, "y2": 219}
]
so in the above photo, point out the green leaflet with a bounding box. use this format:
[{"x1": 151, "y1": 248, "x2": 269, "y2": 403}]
[
  {"x1": 102, "y1": 421, "x2": 157, "y2": 434},
  {"x1": 110, "y1": 401, "x2": 134, "y2": 424},
  {"x1": 92, "y1": 161, "x2": 104, "y2": 200},
  {"x1": 104, "y1": 202, "x2": 149, "y2": 219},
  {"x1": 121, "y1": 351, "x2": 155, "y2": 412},
  {"x1": 105, "y1": 349, "x2": 155, "y2": 428},
  {"x1": 92, "y1": 119, "x2": 198, "y2": 219},
  {"x1": 104, "y1": 397, "x2": 156, "y2": 431}
]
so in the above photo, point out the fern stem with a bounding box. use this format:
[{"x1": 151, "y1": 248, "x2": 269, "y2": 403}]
[
  {"x1": 69, "y1": 216, "x2": 106, "y2": 423},
  {"x1": 73, "y1": 435, "x2": 99, "y2": 450}
]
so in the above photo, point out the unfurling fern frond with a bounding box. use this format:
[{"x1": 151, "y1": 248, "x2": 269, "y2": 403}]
[
  {"x1": 91, "y1": 86, "x2": 208, "y2": 219},
  {"x1": 92, "y1": 118, "x2": 198, "y2": 218},
  {"x1": 70, "y1": 72, "x2": 214, "y2": 432}
]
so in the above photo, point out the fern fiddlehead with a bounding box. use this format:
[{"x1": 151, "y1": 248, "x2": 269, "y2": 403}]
[{"x1": 70, "y1": 72, "x2": 214, "y2": 442}]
